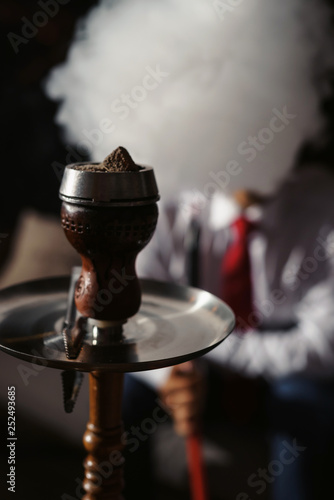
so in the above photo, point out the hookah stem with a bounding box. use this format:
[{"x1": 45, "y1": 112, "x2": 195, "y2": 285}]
[
  {"x1": 83, "y1": 370, "x2": 125, "y2": 500},
  {"x1": 185, "y1": 217, "x2": 208, "y2": 500}
]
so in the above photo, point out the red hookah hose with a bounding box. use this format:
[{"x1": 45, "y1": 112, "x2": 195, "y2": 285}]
[
  {"x1": 186, "y1": 432, "x2": 208, "y2": 500},
  {"x1": 184, "y1": 219, "x2": 207, "y2": 500}
]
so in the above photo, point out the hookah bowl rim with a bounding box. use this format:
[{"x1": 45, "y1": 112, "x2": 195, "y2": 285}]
[{"x1": 59, "y1": 162, "x2": 160, "y2": 207}]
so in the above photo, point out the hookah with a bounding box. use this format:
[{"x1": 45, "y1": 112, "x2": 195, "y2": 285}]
[{"x1": 0, "y1": 147, "x2": 235, "y2": 499}]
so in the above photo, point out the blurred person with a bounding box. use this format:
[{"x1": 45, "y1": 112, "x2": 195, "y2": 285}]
[{"x1": 134, "y1": 141, "x2": 334, "y2": 499}]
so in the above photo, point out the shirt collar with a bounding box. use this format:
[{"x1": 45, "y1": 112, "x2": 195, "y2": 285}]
[{"x1": 208, "y1": 191, "x2": 263, "y2": 230}]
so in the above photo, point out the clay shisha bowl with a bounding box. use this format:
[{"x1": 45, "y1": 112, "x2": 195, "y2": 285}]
[{"x1": 59, "y1": 150, "x2": 159, "y2": 323}]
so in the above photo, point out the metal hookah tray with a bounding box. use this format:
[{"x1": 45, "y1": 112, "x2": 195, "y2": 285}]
[{"x1": 0, "y1": 277, "x2": 235, "y2": 372}]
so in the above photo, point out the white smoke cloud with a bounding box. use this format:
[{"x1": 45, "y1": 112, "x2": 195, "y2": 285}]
[{"x1": 45, "y1": 0, "x2": 334, "y2": 197}]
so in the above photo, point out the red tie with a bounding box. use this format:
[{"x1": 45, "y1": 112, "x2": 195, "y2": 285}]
[
  {"x1": 220, "y1": 215, "x2": 254, "y2": 332},
  {"x1": 220, "y1": 216, "x2": 260, "y2": 425}
]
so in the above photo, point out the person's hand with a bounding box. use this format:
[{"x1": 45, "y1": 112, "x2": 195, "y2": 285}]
[{"x1": 159, "y1": 361, "x2": 206, "y2": 437}]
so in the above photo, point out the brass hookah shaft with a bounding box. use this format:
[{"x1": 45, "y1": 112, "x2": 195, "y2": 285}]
[{"x1": 59, "y1": 146, "x2": 159, "y2": 500}]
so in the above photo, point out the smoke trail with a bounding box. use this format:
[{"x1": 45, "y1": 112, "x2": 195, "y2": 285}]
[{"x1": 45, "y1": 0, "x2": 334, "y2": 197}]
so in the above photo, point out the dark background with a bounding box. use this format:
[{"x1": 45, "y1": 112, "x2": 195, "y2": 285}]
[
  {"x1": 1, "y1": 3, "x2": 97, "y2": 499},
  {"x1": 0, "y1": 0, "x2": 98, "y2": 266}
]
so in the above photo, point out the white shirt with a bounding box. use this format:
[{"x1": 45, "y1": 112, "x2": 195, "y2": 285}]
[{"x1": 136, "y1": 165, "x2": 334, "y2": 385}]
